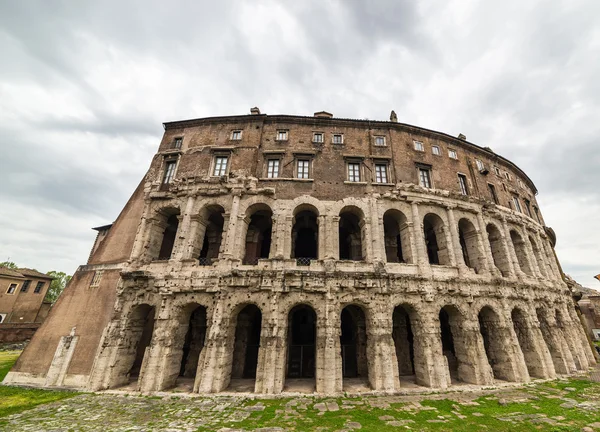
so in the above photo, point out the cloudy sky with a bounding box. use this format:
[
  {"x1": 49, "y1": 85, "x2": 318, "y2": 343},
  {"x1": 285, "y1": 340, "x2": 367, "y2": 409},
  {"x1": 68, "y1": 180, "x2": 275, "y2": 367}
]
[{"x1": 1, "y1": 1, "x2": 599, "y2": 287}]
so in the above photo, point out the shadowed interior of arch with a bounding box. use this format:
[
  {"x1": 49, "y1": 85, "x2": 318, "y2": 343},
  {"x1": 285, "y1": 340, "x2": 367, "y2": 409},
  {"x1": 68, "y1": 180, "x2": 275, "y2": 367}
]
[
  {"x1": 339, "y1": 208, "x2": 363, "y2": 261},
  {"x1": 341, "y1": 305, "x2": 369, "y2": 383},
  {"x1": 198, "y1": 206, "x2": 225, "y2": 264},
  {"x1": 177, "y1": 305, "x2": 207, "y2": 385},
  {"x1": 423, "y1": 213, "x2": 449, "y2": 265},
  {"x1": 125, "y1": 304, "x2": 156, "y2": 384},
  {"x1": 536, "y1": 307, "x2": 570, "y2": 374},
  {"x1": 486, "y1": 223, "x2": 510, "y2": 276},
  {"x1": 292, "y1": 209, "x2": 318, "y2": 261},
  {"x1": 393, "y1": 305, "x2": 415, "y2": 382},
  {"x1": 286, "y1": 305, "x2": 316, "y2": 391},
  {"x1": 231, "y1": 304, "x2": 262, "y2": 381},
  {"x1": 510, "y1": 230, "x2": 533, "y2": 275},
  {"x1": 243, "y1": 206, "x2": 273, "y2": 264},
  {"x1": 152, "y1": 208, "x2": 180, "y2": 260},
  {"x1": 478, "y1": 306, "x2": 517, "y2": 382},
  {"x1": 383, "y1": 209, "x2": 412, "y2": 263},
  {"x1": 458, "y1": 218, "x2": 482, "y2": 273},
  {"x1": 511, "y1": 307, "x2": 545, "y2": 378}
]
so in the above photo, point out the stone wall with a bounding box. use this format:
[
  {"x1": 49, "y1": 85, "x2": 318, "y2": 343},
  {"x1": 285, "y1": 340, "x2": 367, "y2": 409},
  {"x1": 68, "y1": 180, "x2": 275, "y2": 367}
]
[{"x1": 0, "y1": 323, "x2": 40, "y2": 343}]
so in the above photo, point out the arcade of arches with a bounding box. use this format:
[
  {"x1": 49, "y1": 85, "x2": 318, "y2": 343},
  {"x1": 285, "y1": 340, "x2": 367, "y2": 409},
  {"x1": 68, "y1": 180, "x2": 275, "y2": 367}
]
[{"x1": 90, "y1": 296, "x2": 593, "y2": 394}]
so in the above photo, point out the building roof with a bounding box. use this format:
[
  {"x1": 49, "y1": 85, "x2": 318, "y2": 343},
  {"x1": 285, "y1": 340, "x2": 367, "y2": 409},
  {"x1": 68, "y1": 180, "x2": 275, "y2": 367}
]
[{"x1": 0, "y1": 266, "x2": 54, "y2": 280}]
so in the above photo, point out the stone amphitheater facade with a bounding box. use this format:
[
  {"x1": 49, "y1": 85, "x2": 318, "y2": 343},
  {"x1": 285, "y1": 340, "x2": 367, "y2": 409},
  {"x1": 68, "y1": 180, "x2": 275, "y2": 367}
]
[{"x1": 5, "y1": 109, "x2": 595, "y2": 394}]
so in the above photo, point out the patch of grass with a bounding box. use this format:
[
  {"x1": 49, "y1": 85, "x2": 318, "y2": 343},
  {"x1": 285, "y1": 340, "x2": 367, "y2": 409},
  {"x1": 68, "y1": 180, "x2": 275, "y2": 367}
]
[{"x1": 0, "y1": 350, "x2": 78, "y2": 423}]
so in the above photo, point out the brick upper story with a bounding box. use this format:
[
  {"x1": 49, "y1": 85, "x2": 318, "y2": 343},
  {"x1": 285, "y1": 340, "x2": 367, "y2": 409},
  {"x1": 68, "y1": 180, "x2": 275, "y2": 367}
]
[{"x1": 146, "y1": 110, "x2": 544, "y2": 226}]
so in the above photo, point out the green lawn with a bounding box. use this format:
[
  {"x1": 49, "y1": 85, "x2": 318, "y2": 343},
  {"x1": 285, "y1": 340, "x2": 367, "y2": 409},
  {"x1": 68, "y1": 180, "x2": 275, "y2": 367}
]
[
  {"x1": 0, "y1": 351, "x2": 78, "y2": 420},
  {"x1": 0, "y1": 350, "x2": 600, "y2": 431}
]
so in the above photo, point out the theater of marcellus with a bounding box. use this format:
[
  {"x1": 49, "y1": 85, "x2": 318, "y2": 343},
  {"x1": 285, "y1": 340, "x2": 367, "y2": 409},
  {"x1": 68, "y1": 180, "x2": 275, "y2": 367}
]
[{"x1": 5, "y1": 109, "x2": 595, "y2": 395}]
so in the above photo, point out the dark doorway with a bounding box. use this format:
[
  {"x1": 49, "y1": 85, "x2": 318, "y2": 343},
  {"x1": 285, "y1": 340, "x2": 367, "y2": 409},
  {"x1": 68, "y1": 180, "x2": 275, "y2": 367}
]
[
  {"x1": 287, "y1": 305, "x2": 316, "y2": 378},
  {"x1": 393, "y1": 305, "x2": 415, "y2": 376},
  {"x1": 340, "y1": 305, "x2": 368, "y2": 378},
  {"x1": 179, "y1": 306, "x2": 207, "y2": 379},
  {"x1": 439, "y1": 308, "x2": 457, "y2": 376},
  {"x1": 128, "y1": 305, "x2": 156, "y2": 380},
  {"x1": 231, "y1": 305, "x2": 262, "y2": 379}
]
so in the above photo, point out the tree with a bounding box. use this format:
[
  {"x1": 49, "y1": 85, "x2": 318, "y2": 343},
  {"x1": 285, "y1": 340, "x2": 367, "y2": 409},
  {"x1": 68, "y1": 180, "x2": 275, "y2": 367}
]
[
  {"x1": 45, "y1": 271, "x2": 72, "y2": 303},
  {"x1": 0, "y1": 261, "x2": 18, "y2": 269}
]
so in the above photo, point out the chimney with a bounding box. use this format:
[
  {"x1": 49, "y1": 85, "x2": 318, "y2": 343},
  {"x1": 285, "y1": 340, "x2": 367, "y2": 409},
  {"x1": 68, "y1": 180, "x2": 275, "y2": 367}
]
[
  {"x1": 458, "y1": 133, "x2": 466, "y2": 140},
  {"x1": 250, "y1": 107, "x2": 261, "y2": 115},
  {"x1": 314, "y1": 111, "x2": 333, "y2": 118},
  {"x1": 390, "y1": 110, "x2": 398, "y2": 122}
]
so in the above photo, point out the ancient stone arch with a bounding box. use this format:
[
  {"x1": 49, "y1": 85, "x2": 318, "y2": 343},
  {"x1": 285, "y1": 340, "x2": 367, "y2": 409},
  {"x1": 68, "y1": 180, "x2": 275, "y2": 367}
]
[
  {"x1": 458, "y1": 217, "x2": 484, "y2": 273},
  {"x1": 383, "y1": 209, "x2": 413, "y2": 264},
  {"x1": 486, "y1": 222, "x2": 511, "y2": 277},
  {"x1": 423, "y1": 213, "x2": 450, "y2": 265}
]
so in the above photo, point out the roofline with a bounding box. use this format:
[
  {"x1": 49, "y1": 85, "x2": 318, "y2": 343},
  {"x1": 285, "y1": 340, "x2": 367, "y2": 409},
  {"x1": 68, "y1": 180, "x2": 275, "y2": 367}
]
[
  {"x1": 162, "y1": 113, "x2": 538, "y2": 194},
  {"x1": 92, "y1": 223, "x2": 113, "y2": 232}
]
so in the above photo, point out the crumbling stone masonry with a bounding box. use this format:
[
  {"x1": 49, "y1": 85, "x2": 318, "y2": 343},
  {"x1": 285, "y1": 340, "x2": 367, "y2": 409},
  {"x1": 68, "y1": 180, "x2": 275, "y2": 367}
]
[{"x1": 4, "y1": 110, "x2": 595, "y2": 394}]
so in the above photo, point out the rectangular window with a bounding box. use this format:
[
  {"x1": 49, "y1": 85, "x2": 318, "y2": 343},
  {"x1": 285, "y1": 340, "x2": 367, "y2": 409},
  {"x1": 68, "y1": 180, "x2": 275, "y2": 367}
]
[
  {"x1": 332, "y1": 134, "x2": 343, "y2": 144},
  {"x1": 493, "y1": 166, "x2": 501, "y2": 176},
  {"x1": 512, "y1": 195, "x2": 522, "y2": 213},
  {"x1": 375, "y1": 164, "x2": 388, "y2": 183},
  {"x1": 419, "y1": 168, "x2": 432, "y2": 188},
  {"x1": 432, "y1": 145, "x2": 441, "y2": 156},
  {"x1": 502, "y1": 183, "x2": 507, "y2": 192},
  {"x1": 267, "y1": 159, "x2": 280, "y2": 178},
  {"x1": 458, "y1": 174, "x2": 469, "y2": 195},
  {"x1": 90, "y1": 271, "x2": 103, "y2": 287},
  {"x1": 488, "y1": 184, "x2": 499, "y2": 204},
  {"x1": 375, "y1": 136, "x2": 386, "y2": 146},
  {"x1": 297, "y1": 159, "x2": 310, "y2": 179},
  {"x1": 413, "y1": 140, "x2": 424, "y2": 152},
  {"x1": 504, "y1": 172, "x2": 511, "y2": 181},
  {"x1": 347, "y1": 162, "x2": 361, "y2": 182},
  {"x1": 312, "y1": 132, "x2": 324, "y2": 143},
  {"x1": 34, "y1": 281, "x2": 44, "y2": 293},
  {"x1": 276, "y1": 130, "x2": 288, "y2": 141},
  {"x1": 162, "y1": 160, "x2": 177, "y2": 184},
  {"x1": 448, "y1": 149, "x2": 458, "y2": 159},
  {"x1": 20, "y1": 280, "x2": 31, "y2": 293},
  {"x1": 7, "y1": 283, "x2": 17, "y2": 294},
  {"x1": 231, "y1": 130, "x2": 242, "y2": 140},
  {"x1": 533, "y1": 206, "x2": 541, "y2": 223},
  {"x1": 476, "y1": 159, "x2": 485, "y2": 171},
  {"x1": 173, "y1": 137, "x2": 183, "y2": 149},
  {"x1": 213, "y1": 156, "x2": 229, "y2": 176},
  {"x1": 524, "y1": 199, "x2": 532, "y2": 217}
]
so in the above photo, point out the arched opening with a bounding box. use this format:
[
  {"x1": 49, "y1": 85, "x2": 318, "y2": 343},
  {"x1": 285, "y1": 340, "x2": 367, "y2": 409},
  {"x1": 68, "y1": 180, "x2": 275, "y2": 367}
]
[
  {"x1": 243, "y1": 205, "x2": 273, "y2": 265},
  {"x1": 423, "y1": 213, "x2": 450, "y2": 265},
  {"x1": 439, "y1": 305, "x2": 475, "y2": 384},
  {"x1": 478, "y1": 306, "x2": 516, "y2": 382},
  {"x1": 150, "y1": 208, "x2": 180, "y2": 260},
  {"x1": 339, "y1": 207, "x2": 364, "y2": 261},
  {"x1": 487, "y1": 223, "x2": 510, "y2": 276},
  {"x1": 292, "y1": 207, "x2": 319, "y2": 264},
  {"x1": 536, "y1": 307, "x2": 569, "y2": 374},
  {"x1": 231, "y1": 304, "x2": 262, "y2": 382},
  {"x1": 126, "y1": 304, "x2": 156, "y2": 384},
  {"x1": 458, "y1": 218, "x2": 483, "y2": 273},
  {"x1": 556, "y1": 309, "x2": 583, "y2": 370},
  {"x1": 528, "y1": 236, "x2": 547, "y2": 278},
  {"x1": 383, "y1": 209, "x2": 413, "y2": 264},
  {"x1": 393, "y1": 305, "x2": 415, "y2": 383},
  {"x1": 510, "y1": 230, "x2": 533, "y2": 275},
  {"x1": 511, "y1": 308, "x2": 544, "y2": 378},
  {"x1": 341, "y1": 305, "x2": 369, "y2": 388},
  {"x1": 176, "y1": 305, "x2": 207, "y2": 388},
  {"x1": 286, "y1": 305, "x2": 316, "y2": 391},
  {"x1": 198, "y1": 206, "x2": 225, "y2": 265}
]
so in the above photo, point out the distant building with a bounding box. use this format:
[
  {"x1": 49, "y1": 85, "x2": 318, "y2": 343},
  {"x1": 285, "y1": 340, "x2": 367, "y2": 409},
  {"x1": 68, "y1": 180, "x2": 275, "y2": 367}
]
[{"x1": 0, "y1": 267, "x2": 53, "y2": 342}]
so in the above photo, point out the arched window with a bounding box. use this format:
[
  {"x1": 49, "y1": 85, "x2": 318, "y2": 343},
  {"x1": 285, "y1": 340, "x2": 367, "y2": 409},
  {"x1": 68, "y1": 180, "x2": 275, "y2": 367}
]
[
  {"x1": 486, "y1": 223, "x2": 510, "y2": 276},
  {"x1": 383, "y1": 210, "x2": 412, "y2": 264},
  {"x1": 423, "y1": 213, "x2": 450, "y2": 265},
  {"x1": 148, "y1": 207, "x2": 180, "y2": 261},
  {"x1": 510, "y1": 230, "x2": 533, "y2": 275},
  {"x1": 243, "y1": 205, "x2": 273, "y2": 265},
  {"x1": 393, "y1": 305, "x2": 415, "y2": 378},
  {"x1": 292, "y1": 206, "x2": 319, "y2": 264},
  {"x1": 178, "y1": 305, "x2": 207, "y2": 383},
  {"x1": 458, "y1": 218, "x2": 483, "y2": 273},
  {"x1": 126, "y1": 304, "x2": 156, "y2": 383},
  {"x1": 339, "y1": 207, "x2": 364, "y2": 261}
]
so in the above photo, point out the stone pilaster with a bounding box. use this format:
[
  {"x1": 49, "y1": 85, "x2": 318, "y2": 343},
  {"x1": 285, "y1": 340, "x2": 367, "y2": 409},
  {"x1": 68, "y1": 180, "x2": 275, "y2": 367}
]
[
  {"x1": 367, "y1": 312, "x2": 400, "y2": 392},
  {"x1": 445, "y1": 207, "x2": 465, "y2": 273},
  {"x1": 316, "y1": 298, "x2": 342, "y2": 394},
  {"x1": 410, "y1": 202, "x2": 430, "y2": 275},
  {"x1": 411, "y1": 311, "x2": 451, "y2": 389},
  {"x1": 221, "y1": 194, "x2": 241, "y2": 259},
  {"x1": 501, "y1": 218, "x2": 522, "y2": 281}
]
